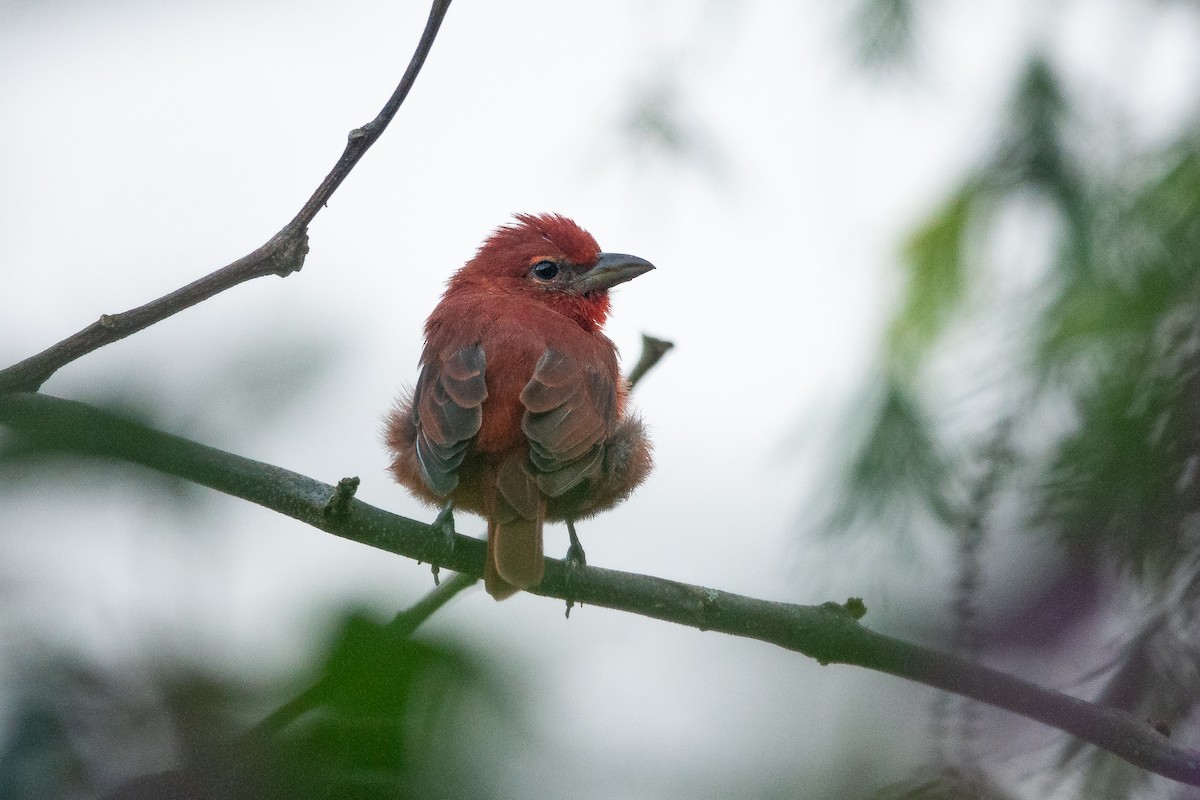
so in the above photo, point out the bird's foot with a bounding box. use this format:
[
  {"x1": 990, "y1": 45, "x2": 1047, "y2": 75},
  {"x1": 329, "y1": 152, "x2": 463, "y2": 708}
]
[
  {"x1": 565, "y1": 519, "x2": 587, "y2": 571},
  {"x1": 564, "y1": 520, "x2": 586, "y2": 619},
  {"x1": 429, "y1": 501, "x2": 456, "y2": 586}
]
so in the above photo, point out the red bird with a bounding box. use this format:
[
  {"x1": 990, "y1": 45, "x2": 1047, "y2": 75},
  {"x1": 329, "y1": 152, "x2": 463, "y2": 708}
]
[{"x1": 386, "y1": 214, "x2": 654, "y2": 599}]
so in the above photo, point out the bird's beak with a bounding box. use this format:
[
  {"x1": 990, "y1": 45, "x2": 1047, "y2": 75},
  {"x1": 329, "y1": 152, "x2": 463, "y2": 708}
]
[{"x1": 573, "y1": 252, "x2": 655, "y2": 293}]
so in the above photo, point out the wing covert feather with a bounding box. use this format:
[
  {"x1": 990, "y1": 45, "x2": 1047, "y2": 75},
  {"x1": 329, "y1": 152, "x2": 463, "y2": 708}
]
[
  {"x1": 413, "y1": 344, "x2": 487, "y2": 496},
  {"x1": 520, "y1": 348, "x2": 617, "y2": 499}
]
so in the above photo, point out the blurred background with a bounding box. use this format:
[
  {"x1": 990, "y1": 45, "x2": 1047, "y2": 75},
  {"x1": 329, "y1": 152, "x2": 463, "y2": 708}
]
[{"x1": 4, "y1": 0, "x2": 1200, "y2": 797}]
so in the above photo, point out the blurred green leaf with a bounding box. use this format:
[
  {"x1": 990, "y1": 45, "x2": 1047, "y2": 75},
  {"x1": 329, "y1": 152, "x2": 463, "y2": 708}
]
[
  {"x1": 991, "y1": 56, "x2": 1072, "y2": 192},
  {"x1": 317, "y1": 613, "x2": 472, "y2": 717},
  {"x1": 1034, "y1": 139, "x2": 1200, "y2": 578},
  {"x1": 822, "y1": 378, "x2": 953, "y2": 539},
  {"x1": 0, "y1": 706, "x2": 85, "y2": 800},
  {"x1": 0, "y1": 612, "x2": 503, "y2": 800},
  {"x1": 1042, "y1": 147, "x2": 1200, "y2": 367},
  {"x1": 255, "y1": 612, "x2": 500, "y2": 800},
  {"x1": 1038, "y1": 348, "x2": 1196, "y2": 575},
  {"x1": 888, "y1": 183, "x2": 979, "y2": 367}
]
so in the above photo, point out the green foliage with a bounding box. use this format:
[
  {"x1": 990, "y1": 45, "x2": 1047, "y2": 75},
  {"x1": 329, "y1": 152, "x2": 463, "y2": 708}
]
[
  {"x1": 0, "y1": 613, "x2": 502, "y2": 800},
  {"x1": 1039, "y1": 319, "x2": 1200, "y2": 574},
  {"x1": 821, "y1": 377, "x2": 953, "y2": 540},
  {"x1": 888, "y1": 183, "x2": 979, "y2": 368},
  {"x1": 1034, "y1": 143, "x2": 1200, "y2": 576},
  {"x1": 834, "y1": 50, "x2": 1200, "y2": 574},
  {"x1": 264, "y1": 613, "x2": 497, "y2": 800},
  {"x1": 992, "y1": 58, "x2": 1075, "y2": 193},
  {"x1": 829, "y1": 6, "x2": 1200, "y2": 796}
]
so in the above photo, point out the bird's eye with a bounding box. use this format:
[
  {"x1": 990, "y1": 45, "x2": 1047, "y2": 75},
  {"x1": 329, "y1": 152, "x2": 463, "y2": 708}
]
[{"x1": 532, "y1": 260, "x2": 560, "y2": 281}]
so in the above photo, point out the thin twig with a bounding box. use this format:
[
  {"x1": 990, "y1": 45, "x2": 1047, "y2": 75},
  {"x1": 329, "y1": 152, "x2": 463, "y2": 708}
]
[
  {"x1": 2, "y1": 391, "x2": 1198, "y2": 788},
  {"x1": 0, "y1": 0, "x2": 453, "y2": 396},
  {"x1": 249, "y1": 571, "x2": 477, "y2": 738},
  {"x1": 387, "y1": 570, "x2": 479, "y2": 637},
  {"x1": 627, "y1": 334, "x2": 674, "y2": 389}
]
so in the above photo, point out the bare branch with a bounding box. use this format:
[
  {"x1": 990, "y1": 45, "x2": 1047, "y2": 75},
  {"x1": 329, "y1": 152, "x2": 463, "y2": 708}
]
[
  {"x1": 627, "y1": 334, "x2": 674, "y2": 389},
  {"x1": 0, "y1": 0, "x2": 453, "y2": 395},
  {"x1": 2, "y1": 390, "x2": 1198, "y2": 788},
  {"x1": 249, "y1": 571, "x2": 478, "y2": 738}
]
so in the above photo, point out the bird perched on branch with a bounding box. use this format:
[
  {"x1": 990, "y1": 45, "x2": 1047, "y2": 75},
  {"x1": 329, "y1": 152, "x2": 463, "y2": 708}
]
[{"x1": 386, "y1": 214, "x2": 654, "y2": 599}]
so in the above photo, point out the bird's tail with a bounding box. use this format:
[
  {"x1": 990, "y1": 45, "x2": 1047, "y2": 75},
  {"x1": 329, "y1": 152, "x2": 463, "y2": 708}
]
[{"x1": 485, "y1": 456, "x2": 545, "y2": 600}]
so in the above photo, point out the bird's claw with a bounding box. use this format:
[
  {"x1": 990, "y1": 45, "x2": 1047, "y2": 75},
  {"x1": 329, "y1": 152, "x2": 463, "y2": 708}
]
[
  {"x1": 566, "y1": 541, "x2": 587, "y2": 572},
  {"x1": 565, "y1": 519, "x2": 587, "y2": 571},
  {"x1": 429, "y1": 501, "x2": 456, "y2": 586},
  {"x1": 433, "y1": 502, "x2": 457, "y2": 543},
  {"x1": 564, "y1": 520, "x2": 587, "y2": 619}
]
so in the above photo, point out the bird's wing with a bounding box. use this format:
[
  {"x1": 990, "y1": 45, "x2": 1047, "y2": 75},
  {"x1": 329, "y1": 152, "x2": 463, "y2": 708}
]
[
  {"x1": 413, "y1": 344, "x2": 488, "y2": 496},
  {"x1": 519, "y1": 348, "x2": 616, "y2": 499}
]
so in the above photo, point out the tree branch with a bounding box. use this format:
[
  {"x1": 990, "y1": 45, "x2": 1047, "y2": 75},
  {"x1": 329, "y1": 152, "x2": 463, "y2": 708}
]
[
  {"x1": 626, "y1": 334, "x2": 674, "y2": 389},
  {"x1": 0, "y1": 0, "x2": 453, "y2": 396},
  {"x1": 1, "y1": 390, "x2": 1197, "y2": 787},
  {"x1": 249, "y1": 571, "x2": 479, "y2": 739}
]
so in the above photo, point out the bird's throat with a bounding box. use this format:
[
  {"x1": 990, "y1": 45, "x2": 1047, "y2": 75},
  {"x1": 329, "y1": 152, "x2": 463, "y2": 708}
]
[{"x1": 546, "y1": 290, "x2": 610, "y2": 333}]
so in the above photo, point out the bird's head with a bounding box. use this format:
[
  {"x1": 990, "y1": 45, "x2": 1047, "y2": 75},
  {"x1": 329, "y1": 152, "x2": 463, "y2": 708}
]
[{"x1": 455, "y1": 213, "x2": 654, "y2": 332}]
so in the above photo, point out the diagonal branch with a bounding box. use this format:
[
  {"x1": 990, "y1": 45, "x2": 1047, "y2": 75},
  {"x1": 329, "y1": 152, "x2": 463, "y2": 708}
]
[
  {"x1": 249, "y1": 571, "x2": 479, "y2": 739},
  {"x1": 1, "y1": 390, "x2": 1198, "y2": 787},
  {"x1": 0, "y1": 0, "x2": 453, "y2": 396}
]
